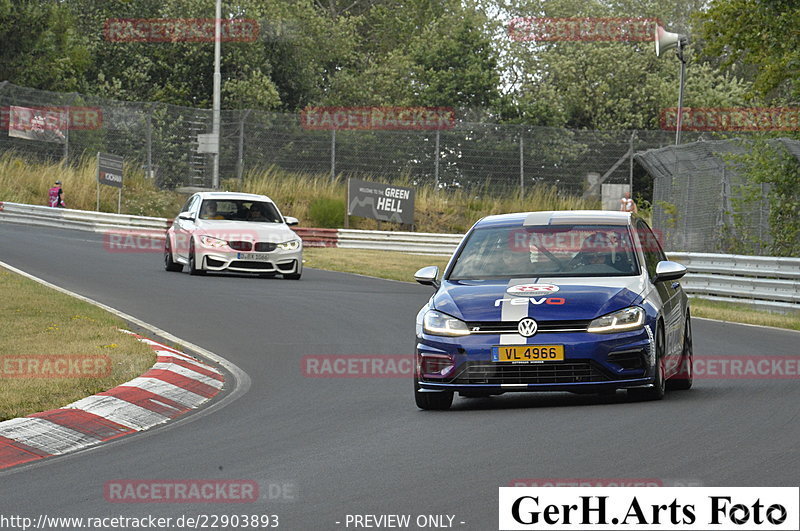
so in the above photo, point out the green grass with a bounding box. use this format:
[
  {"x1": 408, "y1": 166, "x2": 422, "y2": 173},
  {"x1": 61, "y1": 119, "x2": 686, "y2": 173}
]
[
  {"x1": 689, "y1": 297, "x2": 800, "y2": 331},
  {"x1": 305, "y1": 248, "x2": 800, "y2": 332},
  {"x1": 0, "y1": 267, "x2": 156, "y2": 420},
  {"x1": 304, "y1": 248, "x2": 450, "y2": 283}
]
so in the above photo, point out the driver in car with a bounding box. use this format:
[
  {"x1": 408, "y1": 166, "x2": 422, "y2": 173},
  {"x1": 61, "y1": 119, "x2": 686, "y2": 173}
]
[{"x1": 200, "y1": 201, "x2": 224, "y2": 220}]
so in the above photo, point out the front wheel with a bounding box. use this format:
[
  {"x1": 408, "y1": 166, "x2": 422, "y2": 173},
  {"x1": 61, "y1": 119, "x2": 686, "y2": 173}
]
[
  {"x1": 414, "y1": 379, "x2": 453, "y2": 410},
  {"x1": 667, "y1": 316, "x2": 693, "y2": 390},
  {"x1": 283, "y1": 260, "x2": 302, "y2": 280},
  {"x1": 188, "y1": 240, "x2": 205, "y2": 276},
  {"x1": 164, "y1": 237, "x2": 183, "y2": 272},
  {"x1": 628, "y1": 324, "x2": 666, "y2": 401}
]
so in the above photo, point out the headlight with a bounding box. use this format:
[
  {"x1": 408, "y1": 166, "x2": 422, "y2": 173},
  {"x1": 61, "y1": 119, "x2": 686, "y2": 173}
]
[
  {"x1": 588, "y1": 306, "x2": 644, "y2": 334},
  {"x1": 277, "y1": 239, "x2": 301, "y2": 251},
  {"x1": 199, "y1": 235, "x2": 228, "y2": 248},
  {"x1": 423, "y1": 310, "x2": 470, "y2": 336}
]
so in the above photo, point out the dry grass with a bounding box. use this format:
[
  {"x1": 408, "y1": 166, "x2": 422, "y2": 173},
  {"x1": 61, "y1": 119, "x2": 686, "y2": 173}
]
[
  {"x1": 228, "y1": 167, "x2": 599, "y2": 233},
  {"x1": 0, "y1": 267, "x2": 156, "y2": 420},
  {"x1": 1, "y1": 153, "x2": 598, "y2": 233},
  {"x1": 0, "y1": 152, "x2": 185, "y2": 218}
]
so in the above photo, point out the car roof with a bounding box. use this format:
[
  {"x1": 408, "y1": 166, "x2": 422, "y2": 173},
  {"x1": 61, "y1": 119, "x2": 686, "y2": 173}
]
[
  {"x1": 195, "y1": 191, "x2": 275, "y2": 203},
  {"x1": 476, "y1": 210, "x2": 633, "y2": 229}
]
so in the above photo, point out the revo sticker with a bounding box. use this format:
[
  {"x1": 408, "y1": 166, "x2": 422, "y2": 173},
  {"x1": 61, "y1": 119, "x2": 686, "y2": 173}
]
[
  {"x1": 494, "y1": 297, "x2": 565, "y2": 307},
  {"x1": 506, "y1": 283, "x2": 560, "y2": 296}
]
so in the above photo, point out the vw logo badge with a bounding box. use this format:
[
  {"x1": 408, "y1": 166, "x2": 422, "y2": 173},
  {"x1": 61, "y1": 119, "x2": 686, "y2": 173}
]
[{"x1": 517, "y1": 318, "x2": 538, "y2": 337}]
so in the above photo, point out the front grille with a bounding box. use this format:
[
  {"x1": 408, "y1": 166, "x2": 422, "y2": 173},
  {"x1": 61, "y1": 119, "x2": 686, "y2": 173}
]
[
  {"x1": 466, "y1": 320, "x2": 591, "y2": 334},
  {"x1": 228, "y1": 241, "x2": 252, "y2": 251},
  {"x1": 444, "y1": 360, "x2": 610, "y2": 385},
  {"x1": 255, "y1": 242, "x2": 277, "y2": 252},
  {"x1": 229, "y1": 260, "x2": 274, "y2": 270}
]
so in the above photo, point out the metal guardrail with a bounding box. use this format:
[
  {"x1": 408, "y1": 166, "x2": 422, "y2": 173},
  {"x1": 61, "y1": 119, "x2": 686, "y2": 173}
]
[
  {"x1": 0, "y1": 201, "x2": 168, "y2": 233},
  {"x1": 667, "y1": 252, "x2": 800, "y2": 312},
  {"x1": 1, "y1": 202, "x2": 797, "y2": 312}
]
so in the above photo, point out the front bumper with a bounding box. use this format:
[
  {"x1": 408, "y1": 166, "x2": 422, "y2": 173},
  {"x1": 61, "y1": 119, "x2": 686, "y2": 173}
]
[
  {"x1": 198, "y1": 248, "x2": 302, "y2": 274},
  {"x1": 415, "y1": 328, "x2": 655, "y2": 393}
]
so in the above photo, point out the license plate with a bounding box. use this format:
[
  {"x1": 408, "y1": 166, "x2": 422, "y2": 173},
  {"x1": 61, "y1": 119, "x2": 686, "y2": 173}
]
[
  {"x1": 492, "y1": 345, "x2": 564, "y2": 363},
  {"x1": 237, "y1": 253, "x2": 270, "y2": 261}
]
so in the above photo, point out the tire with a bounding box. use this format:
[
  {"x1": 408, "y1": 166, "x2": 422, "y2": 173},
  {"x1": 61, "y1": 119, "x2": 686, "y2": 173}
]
[
  {"x1": 628, "y1": 324, "x2": 666, "y2": 401},
  {"x1": 667, "y1": 315, "x2": 693, "y2": 390},
  {"x1": 414, "y1": 378, "x2": 453, "y2": 410},
  {"x1": 188, "y1": 240, "x2": 205, "y2": 276},
  {"x1": 284, "y1": 261, "x2": 302, "y2": 280},
  {"x1": 164, "y1": 237, "x2": 183, "y2": 272}
]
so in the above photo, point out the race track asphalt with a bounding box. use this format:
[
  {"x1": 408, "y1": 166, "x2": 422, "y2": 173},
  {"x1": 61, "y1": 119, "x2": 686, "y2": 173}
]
[{"x1": 0, "y1": 223, "x2": 798, "y2": 529}]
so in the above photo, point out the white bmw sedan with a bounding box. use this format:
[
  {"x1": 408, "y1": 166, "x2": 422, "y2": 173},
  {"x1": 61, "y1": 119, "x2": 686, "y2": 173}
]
[{"x1": 164, "y1": 192, "x2": 303, "y2": 279}]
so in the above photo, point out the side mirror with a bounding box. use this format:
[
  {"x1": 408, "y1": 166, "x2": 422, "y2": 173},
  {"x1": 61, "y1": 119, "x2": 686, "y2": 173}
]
[
  {"x1": 284, "y1": 216, "x2": 299, "y2": 226},
  {"x1": 414, "y1": 266, "x2": 440, "y2": 288},
  {"x1": 655, "y1": 260, "x2": 687, "y2": 282},
  {"x1": 178, "y1": 212, "x2": 195, "y2": 222}
]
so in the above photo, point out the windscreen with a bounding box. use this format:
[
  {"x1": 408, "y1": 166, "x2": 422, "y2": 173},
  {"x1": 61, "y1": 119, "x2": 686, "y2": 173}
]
[
  {"x1": 448, "y1": 225, "x2": 640, "y2": 279},
  {"x1": 199, "y1": 200, "x2": 282, "y2": 222}
]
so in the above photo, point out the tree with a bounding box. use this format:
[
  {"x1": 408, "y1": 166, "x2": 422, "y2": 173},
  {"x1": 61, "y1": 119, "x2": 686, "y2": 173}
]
[
  {"x1": 487, "y1": 0, "x2": 754, "y2": 129},
  {"x1": 0, "y1": 0, "x2": 90, "y2": 91},
  {"x1": 698, "y1": 0, "x2": 800, "y2": 103}
]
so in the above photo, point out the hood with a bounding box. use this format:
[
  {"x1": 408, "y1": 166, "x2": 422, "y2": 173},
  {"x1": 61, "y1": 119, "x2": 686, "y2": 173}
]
[
  {"x1": 193, "y1": 220, "x2": 298, "y2": 243},
  {"x1": 432, "y1": 276, "x2": 646, "y2": 322}
]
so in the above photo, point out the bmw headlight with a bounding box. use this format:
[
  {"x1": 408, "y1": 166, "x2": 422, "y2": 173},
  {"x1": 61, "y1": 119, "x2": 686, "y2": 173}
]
[
  {"x1": 277, "y1": 239, "x2": 301, "y2": 251},
  {"x1": 199, "y1": 235, "x2": 228, "y2": 248},
  {"x1": 588, "y1": 306, "x2": 644, "y2": 334},
  {"x1": 423, "y1": 310, "x2": 470, "y2": 337}
]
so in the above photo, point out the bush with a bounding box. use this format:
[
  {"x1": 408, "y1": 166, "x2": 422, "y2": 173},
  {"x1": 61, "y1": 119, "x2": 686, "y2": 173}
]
[{"x1": 308, "y1": 197, "x2": 345, "y2": 228}]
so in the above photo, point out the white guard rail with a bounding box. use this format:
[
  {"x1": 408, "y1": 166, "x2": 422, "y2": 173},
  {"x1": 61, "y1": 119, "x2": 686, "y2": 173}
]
[{"x1": 0, "y1": 201, "x2": 797, "y2": 312}]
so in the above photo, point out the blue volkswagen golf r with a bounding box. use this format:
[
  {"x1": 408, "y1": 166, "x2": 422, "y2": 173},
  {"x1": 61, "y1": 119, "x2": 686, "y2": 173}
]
[{"x1": 413, "y1": 211, "x2": 693, "y2": 410}]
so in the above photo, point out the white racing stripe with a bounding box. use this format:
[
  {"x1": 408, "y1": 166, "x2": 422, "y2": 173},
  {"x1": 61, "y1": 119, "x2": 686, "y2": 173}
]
[{"x1": 499, "y1": 278, "x2": 539, "y2": 345}]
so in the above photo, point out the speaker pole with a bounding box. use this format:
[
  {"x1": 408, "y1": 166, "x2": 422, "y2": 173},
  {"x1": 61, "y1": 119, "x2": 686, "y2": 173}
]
[{"x1": 676, "y1": 41, "x2": 687, "y2": 145}]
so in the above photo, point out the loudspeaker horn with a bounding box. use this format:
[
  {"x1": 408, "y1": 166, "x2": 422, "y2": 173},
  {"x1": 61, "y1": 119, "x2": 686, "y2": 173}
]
[{"x1": 655, "y1": 25, "x2": 686, "y2": 57}]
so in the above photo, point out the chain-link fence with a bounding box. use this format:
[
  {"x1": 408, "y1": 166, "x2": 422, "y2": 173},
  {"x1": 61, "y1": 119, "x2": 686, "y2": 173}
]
[
  {"x1": 636, "y1": 138, "x2": 800, "y2": 254},
  {"x1": 0, "y1": 82, "x2": 699, "y2": 196}
]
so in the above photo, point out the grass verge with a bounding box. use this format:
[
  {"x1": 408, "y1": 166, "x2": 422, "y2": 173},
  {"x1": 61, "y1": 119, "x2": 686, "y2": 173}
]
[
  {"x1": 304, "y1": 248, "x2": 800, "y2": 332},
  {"x1": 689, "y1": 297, "x2": 800, "y2": 331},
  {"x1": 0, "y1": 267, "x2": 156, "y2": 421},
  {"x1": 304, "y1": 248, "x2": 450, "y2": 283}
]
